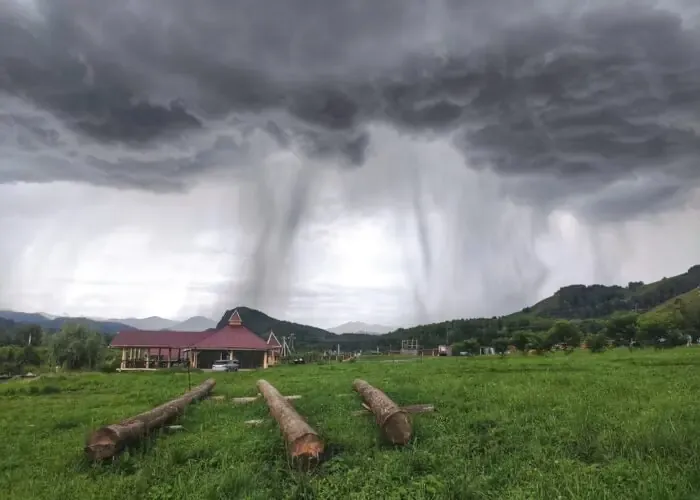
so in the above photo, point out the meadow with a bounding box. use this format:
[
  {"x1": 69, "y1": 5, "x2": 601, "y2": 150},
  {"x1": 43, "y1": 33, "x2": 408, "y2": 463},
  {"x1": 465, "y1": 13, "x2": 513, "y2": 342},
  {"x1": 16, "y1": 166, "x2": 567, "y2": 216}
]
[{"x1": 2, "y1": 349, "x2": 700, "y2": 500}]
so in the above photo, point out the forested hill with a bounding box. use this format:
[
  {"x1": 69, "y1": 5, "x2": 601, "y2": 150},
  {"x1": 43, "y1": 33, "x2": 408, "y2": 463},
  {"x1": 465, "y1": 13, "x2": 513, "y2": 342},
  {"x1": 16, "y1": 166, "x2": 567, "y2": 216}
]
[
  {"x1": 217, "y1": 307, "x2": 377, "y2": 350},
  {"x1": 384, "y1": 265, "x2": 700, "y2": 350},
  {"x1": 524, "y1": 265, "x2": 700, "y2": 318}
]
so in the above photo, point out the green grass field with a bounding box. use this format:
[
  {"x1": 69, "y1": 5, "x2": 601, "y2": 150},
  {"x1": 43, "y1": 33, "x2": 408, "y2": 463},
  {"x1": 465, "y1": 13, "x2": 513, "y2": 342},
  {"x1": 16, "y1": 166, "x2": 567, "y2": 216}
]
[{"x1": 2, "y1": 349, "x2": 700, "y2": 500}]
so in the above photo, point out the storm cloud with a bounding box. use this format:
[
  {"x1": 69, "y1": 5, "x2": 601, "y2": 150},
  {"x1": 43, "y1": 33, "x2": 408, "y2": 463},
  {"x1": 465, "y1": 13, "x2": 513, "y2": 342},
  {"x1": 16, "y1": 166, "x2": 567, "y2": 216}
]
[{"x1": 1, "y1": 0, "x2": 700, "y2": 321}]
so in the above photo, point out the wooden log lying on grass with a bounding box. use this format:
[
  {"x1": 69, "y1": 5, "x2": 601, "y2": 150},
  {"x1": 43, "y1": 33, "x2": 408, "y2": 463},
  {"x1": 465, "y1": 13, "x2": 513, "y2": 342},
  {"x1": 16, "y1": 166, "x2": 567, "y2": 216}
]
[
  {"x1": 85, "y1": 378, "x2": 216, "y2": 461},
  {"x1": 256, "y1": 379, "x2": 323, "y2": 466},
  {"x1": 352, "y1": 379, "x2": 412, "y2": 445}
]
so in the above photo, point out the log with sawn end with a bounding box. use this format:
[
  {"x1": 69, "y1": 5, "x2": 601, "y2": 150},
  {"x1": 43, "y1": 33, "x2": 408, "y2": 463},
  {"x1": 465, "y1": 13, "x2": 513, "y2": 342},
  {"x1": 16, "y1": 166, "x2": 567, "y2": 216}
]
[
  {"x1": 85, "y1": 378, "x2": 216, "y2": 461},
  {"x1": 257, "y1": 379, "x2": 323, "y2": 468},
  {"x1": 352, "y1": 378, "x2": 412, "y2": 445}
]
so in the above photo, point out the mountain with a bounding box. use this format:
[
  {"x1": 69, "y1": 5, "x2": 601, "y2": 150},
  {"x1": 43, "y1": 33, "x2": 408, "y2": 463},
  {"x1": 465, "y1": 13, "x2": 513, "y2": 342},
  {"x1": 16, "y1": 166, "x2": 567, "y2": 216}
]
[
  {"x1": 328, "y1": 321, "x2": 393, "y2": 334},
  {"x1": 167, "y1": 316, "x2": 216, "y2": 331},
  {"x1": 112, "y1": 316, "x2": 177, "y2": 330},
  {"x1": 523, "y1": 265, "x2": 700, "y2": 319},
  {"x1": 0, "y1": 311, "x2": 50, "y2": 324},
  {"x1": 0, "y1": 310, "x2": 131, "y2": 334},
  {"x1": 379, "y1": 264, "x2": 700, "y2": 349},
  {"x1": 217, "y1": 307, "x2": 379, "y2": 350}
]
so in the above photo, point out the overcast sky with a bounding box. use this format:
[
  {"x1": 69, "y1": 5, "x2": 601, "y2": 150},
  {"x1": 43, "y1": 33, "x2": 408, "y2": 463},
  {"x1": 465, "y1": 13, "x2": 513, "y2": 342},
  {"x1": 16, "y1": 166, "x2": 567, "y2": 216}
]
[{"x1": 1, "y1": 0, "x2": 700, "y2": 328}]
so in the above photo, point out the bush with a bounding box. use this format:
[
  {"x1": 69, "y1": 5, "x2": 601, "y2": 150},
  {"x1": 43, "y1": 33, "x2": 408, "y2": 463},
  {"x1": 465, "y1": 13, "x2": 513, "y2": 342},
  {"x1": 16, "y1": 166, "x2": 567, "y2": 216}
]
[
  {"x1": 587, "y1": 333, "x2": 608, "y2": 353},
  {"x1": 0, "y1": 346, "x2": 46, "y2": 375},
  {"x1": 49, "y1": 324, "x2": 105, "y2": 370}
]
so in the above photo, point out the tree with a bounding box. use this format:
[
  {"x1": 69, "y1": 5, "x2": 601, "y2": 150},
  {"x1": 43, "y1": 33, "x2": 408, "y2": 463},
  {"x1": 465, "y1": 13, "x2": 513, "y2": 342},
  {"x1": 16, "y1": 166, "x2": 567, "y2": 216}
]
[
  {"x1": 50, "y1": 324, "x2": 105, "y2": 370},
  {"x1": 547, "y1": 320, "x2": 581, "y2": 352},
  {"x1": 492, "y1": 337, "x2": 510, "y2": 356},
  {"x1": 587, "y1": 333, "x2": 608, "y2": 353},
  {"x1": 636, "y1": 313, "x2": 673, "y2": 346},
  {"x1": 605, "y1": 312, "x2": 638, "y2": 346},
  {"x1": 15, "y1": 324, "x2": 43, "y2": 347},
  {"x1": 453, "y1": 338, "x2": 480, "y2": 355},
  {"x1": 529, "y1": 333, "x2": 555, "y2": 355},
  {"x1": 510, "y1": 331, "x2": 531, "y2": 354}
]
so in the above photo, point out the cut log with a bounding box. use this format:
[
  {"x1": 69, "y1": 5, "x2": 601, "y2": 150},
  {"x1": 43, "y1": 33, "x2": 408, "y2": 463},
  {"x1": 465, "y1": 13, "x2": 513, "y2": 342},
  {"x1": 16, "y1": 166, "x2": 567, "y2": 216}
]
[
  {"x1": 256, "y1": 379, "x2": 323, "y2": 467},
  {"x1": 352, "y1": 379, "x2": 412, "y2": 445},
  {"x1": 85, "y1": 378, "x2": 215, "y2": 461}
]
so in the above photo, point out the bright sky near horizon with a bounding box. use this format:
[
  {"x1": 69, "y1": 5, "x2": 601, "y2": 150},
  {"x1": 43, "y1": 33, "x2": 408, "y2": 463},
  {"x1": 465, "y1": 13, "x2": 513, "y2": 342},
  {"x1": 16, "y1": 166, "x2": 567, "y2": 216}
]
[
  {"x1": 2, "y1": 127, "x2": 699, "y2": 327},
  {"x1": 2, "y1": 0, "x2": 700, "y2": 328}
]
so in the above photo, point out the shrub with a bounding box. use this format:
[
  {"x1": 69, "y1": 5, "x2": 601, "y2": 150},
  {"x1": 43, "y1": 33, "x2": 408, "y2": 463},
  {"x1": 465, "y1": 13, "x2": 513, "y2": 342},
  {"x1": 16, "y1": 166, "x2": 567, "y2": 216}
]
[{"x1": 587, "y1": 333, "x2": 608, "y2": 353}]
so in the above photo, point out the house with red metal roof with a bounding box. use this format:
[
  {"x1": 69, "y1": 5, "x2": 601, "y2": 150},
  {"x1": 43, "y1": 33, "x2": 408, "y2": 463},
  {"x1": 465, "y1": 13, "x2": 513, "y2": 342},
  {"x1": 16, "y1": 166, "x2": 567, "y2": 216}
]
[{"x1": 111, "y1": 309, "x2": 273, "y2": 370}]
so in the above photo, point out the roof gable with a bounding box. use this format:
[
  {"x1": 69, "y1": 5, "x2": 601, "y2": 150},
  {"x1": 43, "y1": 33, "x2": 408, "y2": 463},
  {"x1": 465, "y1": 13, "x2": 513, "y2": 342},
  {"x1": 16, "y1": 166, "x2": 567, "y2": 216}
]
[
  {"x1": 267, "y1": 330, "x2": 281, "y2": 348},
  {"x1": 227, "y1": 309, "x2": 243, "y2": 326},
  {"x1": 192, "y1": 324, "x2": 269, "y2": 350}
]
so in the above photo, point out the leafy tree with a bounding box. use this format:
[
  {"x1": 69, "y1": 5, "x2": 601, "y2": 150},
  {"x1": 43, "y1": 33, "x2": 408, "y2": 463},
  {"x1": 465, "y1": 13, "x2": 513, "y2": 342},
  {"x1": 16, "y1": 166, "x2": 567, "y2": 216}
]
[
  {"x1": 587, "y1": 333, "x2": 608, "y2": 353},
  {"x1": 510, "y1": 331, "x2": 531, "y2": 353},
  {"x1": 15, "y1": 324, "x2": 43, "y2": 347},
  {"x1": 605, "y1": 312, "x2": 638, "y2": 346},
  {"x1": 50, "y1": 324, "x2": 105, "y2": 370},
  {"x1": 529, "y1": 333, "x2": 555, "y2": 355},
  {"x1": 0, "y1": 345, "x2": 44, "y2": 375},
  {"x1": 547, "y1": 320, "x2": 581, "y2": 352},
  {"x1": 636, "y1": 314, "x2": 673, "y2": 346},
  {"x1": 492, "y1": 337, "x2": 510, "y2": 356},
  {"x1": 453, "y1": 338, "x2": 480, "y2": 355}
]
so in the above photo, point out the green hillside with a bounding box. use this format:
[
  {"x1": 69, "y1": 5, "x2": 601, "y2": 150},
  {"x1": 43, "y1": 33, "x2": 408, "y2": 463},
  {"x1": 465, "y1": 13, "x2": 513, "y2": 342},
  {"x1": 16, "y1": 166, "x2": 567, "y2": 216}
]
[
  {"x1": 646, "y1": 288, "x2": 700, "y2": 316},
  {"x1": 380, "y1": 266, "x2": 700, "y2": 350},
  {"x1": 211, "y1": 266, "x2": 700, "y2": 352},
  {"x1": 524, "y1": 265, "x2": 700, "y2": 319},
  {"x1": 217, "y1": 307, "x2": 378, "y2": 351}
]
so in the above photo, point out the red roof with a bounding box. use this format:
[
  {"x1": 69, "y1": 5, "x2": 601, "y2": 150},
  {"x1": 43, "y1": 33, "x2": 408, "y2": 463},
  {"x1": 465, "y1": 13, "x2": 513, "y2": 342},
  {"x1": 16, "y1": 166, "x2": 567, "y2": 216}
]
[
  {"x1": 111, "y1": 309, "x2": 269, "y2": 351},
  {"x1": 111, "y1": 330, "x2": 212, "y2": 348},
  {"x1": 111, "y1": 328, "x2": 268, "y2": 351},
  {"x1": 192, "y1": 324, "x2": 269, "y2": 350}
]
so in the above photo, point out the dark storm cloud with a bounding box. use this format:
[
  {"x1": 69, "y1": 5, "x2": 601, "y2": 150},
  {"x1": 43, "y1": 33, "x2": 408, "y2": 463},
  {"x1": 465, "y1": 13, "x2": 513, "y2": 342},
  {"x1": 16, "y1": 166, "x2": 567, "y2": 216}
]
[{"x1": 2, "y1": 0, "x2": 700, "y2": 220}]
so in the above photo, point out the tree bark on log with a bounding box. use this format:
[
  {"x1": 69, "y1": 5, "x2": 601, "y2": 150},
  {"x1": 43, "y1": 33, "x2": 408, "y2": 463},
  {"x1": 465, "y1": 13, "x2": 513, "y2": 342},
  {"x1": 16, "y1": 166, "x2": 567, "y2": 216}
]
[
  {"x1": 256, "y1": 379, "x2": 323, "y2": 466},
  {"x1": 352, "y1": 379, "x2": 412, "y2": 445},
  {"x1": 85, "y1": 378, "x2": 216, "y2": 461}
]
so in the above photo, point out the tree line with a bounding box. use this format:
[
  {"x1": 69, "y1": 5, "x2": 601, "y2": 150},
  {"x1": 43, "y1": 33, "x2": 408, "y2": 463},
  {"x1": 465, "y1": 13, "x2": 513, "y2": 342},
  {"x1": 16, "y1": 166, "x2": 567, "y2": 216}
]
[
  {"x1": 450, "y1": 298, "x2": 700, "y2": 356},
  {"x1": 0, "y1": 321, "x2": 113, "y2": 375}
]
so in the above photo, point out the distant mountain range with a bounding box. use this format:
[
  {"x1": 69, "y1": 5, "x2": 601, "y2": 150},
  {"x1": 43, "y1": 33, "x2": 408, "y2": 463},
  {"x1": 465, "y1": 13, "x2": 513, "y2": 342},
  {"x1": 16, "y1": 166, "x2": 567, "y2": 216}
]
[
  {"x1": 328, "y1": 321, "x2": 393, "y2": 334},
  {"x1": 6, "y1": 264, "x2": 697, "y2": 348},
  {"x1": 166, "y1": 316, "x2": 217, "y2": 331},
  {"x1": 106, "y1": 316, "x2": 177, "y2": 331},
  {"x1": 0, "y1": 311, "x2": 219, "y2": 334},
  {"x1": 0, "y1": 311, "x2": 131, "y2": 334}
]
